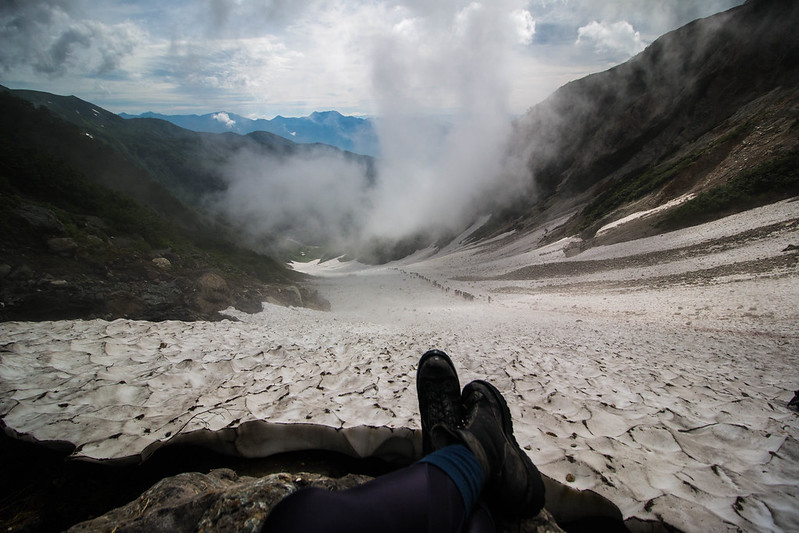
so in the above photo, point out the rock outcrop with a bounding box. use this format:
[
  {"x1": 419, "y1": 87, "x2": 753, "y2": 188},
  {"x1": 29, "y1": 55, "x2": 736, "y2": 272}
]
[
  {"x1": 67, "y1": 469, "x2": 567, "y2": 533},
  {"x1": 0, "y1": 242, "x2": 330, "y2": 321}
]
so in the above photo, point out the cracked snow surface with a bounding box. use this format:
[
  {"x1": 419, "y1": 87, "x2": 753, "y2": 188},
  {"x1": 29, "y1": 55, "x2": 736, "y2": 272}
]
[{"x1": 2, "y1": 200, "x2": 799, "y2": 531}]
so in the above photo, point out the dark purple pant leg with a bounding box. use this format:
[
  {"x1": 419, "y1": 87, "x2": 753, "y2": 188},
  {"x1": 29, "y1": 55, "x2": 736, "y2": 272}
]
[
  {"x1": 262, "y1": 463, "x2": 494, "y2": 533},
  {"x1": 465, "y1": 502, "x2": 496, "y2": 533}
]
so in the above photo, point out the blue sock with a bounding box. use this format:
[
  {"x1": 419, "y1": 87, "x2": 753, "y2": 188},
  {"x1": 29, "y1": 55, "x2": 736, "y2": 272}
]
[{"x1": 418, "y1": 444, "x2": 484, "y2": 512}]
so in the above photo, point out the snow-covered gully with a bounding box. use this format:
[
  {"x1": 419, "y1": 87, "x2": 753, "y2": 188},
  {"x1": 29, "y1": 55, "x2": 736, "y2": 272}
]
[{"x1": 2, "y1": 199, "x2": 798, "y2": 531}]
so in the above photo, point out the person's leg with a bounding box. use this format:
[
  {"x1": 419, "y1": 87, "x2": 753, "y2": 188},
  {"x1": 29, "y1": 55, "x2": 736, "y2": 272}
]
[
  {"x1": 262, "y1": 444, "x2": 488, "y2": 533},
  {"x1": 431, "y1": 380, "x2": 546, "y2": 519},
  {"x1": 464, "y1": 501, "x2": 496, "y2": 533}
]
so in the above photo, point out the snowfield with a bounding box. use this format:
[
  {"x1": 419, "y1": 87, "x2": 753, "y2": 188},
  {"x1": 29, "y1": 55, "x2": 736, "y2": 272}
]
[{"x1": 2, "y1": 199, "x2": 799, "y2": 531}]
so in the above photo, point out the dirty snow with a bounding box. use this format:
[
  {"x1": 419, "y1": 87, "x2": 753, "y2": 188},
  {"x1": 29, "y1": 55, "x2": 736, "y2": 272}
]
[{"x1": 2, "y1": 199, "x2": 799, "y2": 531}]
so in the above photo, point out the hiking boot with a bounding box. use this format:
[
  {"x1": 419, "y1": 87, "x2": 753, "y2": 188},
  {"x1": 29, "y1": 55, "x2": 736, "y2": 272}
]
[
  {"x1": 416, "y1": 350, "x2": 463, "y2": 455},
  {"x1": 432, "y1": 380, "x2": 545, "y2": 518}
]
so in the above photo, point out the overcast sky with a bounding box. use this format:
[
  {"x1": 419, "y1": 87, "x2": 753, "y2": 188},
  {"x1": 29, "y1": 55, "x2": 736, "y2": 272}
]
[{"x1": 0, "y1": 0, "x2": 745, "y2": 119}]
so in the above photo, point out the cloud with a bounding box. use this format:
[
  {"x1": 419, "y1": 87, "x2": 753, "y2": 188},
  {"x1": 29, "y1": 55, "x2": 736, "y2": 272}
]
[
  {"x1": 362, "y1": 0, "x2": 535, "y2": 240},
  {"x1": 531, "y1": 0, "x2": 747, "y2": 43},
  {"x1": 1, "y1": 0, "x2": 745, "y2": 117},
  {"x1": 205, "y1": 0, "x2": 746, "y2": 250},
  {"x1": 207, "y1": 1, "x2": 539, "y2": 248},
  {"x1": 212, "y1": 146, "x2": 372, "y2": 248},
  {"x1": 203, "y1": 0, "x2": 319, "y2": 37},
  {"x1": 513, "y1": 9, "x2": 536, "y2": 45},
  {"x1": 0, "y1": 1, "x2": 146, "y2": 78},
  {"x1": 212, "y1": 112, "x2": 236, "y2": 128},
  {"x1": 576, "y1": 20, "x2": 646, "y2": 60}
]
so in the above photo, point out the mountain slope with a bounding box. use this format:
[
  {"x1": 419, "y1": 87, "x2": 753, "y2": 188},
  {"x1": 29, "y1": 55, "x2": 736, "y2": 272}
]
[
  {"x1": 493, "y1": 0, "x2": 799, "y2": 248},
  {"x1": 9, "y1": 88, "x2": 376, "y2": 220},
  {"x1": 120, "y1": 109, "x2": 380, "y2": 157},
  {"x1": 0, "y1": 90, "x2": 329, "y2": 321},
  {"x1": 9, "y1": 89, "x2": 292, "y2": 204}
]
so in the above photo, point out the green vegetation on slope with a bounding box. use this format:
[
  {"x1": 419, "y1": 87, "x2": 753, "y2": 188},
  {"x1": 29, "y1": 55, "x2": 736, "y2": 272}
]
[
  {"x1": 660, "y1": 147, "x2": 799, "y2": 229},
  {"x1": 0, "y1": 143, "x2": 170, "y2": 249},
  {"x1": 578, "y1": 125, "x2": 752, "y2": 232},
  {"x1": 0, "y1": 140, "x2": 296, "y2": 286},
  {"x1": 0, "y1": 90, "x2": 296, "y2": 287},
  {"x1": 578, "y1": 157, "x2": 697, "y2": 231}
]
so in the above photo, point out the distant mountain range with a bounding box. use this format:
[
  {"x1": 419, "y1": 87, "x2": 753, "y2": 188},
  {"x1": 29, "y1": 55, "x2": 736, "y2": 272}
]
[
  {"x1": 5, "y1": 87, "x2": 374, "y2": 208},
  {"x1": 119, "y1": 110, "x2": 379, "y2": 157}
]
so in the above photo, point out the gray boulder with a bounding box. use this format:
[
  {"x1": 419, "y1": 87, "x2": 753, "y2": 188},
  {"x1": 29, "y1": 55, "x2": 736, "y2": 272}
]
[
  {"x1": 47, "y1": 237, "x2": 78, "y2": 255},
  {"x1": 14, "y1": 204, "x2": 65, "y2": 233}
]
